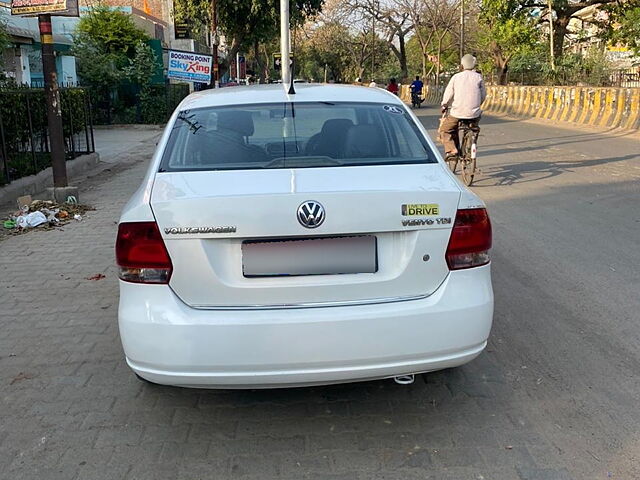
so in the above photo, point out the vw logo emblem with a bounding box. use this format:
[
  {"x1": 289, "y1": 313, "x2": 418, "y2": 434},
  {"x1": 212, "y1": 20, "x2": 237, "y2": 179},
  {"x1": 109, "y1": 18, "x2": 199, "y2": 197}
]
[{"x1": 297, "y1": 200, "x2": 325, "y2": 229}]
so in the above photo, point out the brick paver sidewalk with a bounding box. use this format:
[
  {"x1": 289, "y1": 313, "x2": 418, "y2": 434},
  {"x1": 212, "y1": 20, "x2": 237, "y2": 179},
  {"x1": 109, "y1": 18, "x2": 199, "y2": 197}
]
[{"x1": 0, "y1": 132, "x2": 573, "y2": 480}]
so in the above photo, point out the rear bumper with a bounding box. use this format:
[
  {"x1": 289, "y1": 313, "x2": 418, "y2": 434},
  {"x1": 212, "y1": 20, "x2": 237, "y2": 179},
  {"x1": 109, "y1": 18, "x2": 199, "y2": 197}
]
[{"x1": 118, "y1": 265, "x2": 493, "y2": 388}]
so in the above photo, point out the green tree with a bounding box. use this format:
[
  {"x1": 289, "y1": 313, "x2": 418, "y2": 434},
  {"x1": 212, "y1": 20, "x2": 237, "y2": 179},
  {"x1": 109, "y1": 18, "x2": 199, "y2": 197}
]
[
  {"x1": 0, "y1": 11, "x2": 14, "y2": 72},
  {"x1": 521, "y1": 1, "x2": 617, "y2": 60},
  {"x1": 304, "y1": 22, "x2": 353, "y2": 82},
  {"x1": 73, "y1": 6, "x2": 149, "y2": 88},
  {"x1": 73, "y1": 6, "x2": 150, "y2": 120},
  {"x1": 124, "y1": 41, "x2": 162, "y2": 122},
  {"x1": 479, "y1": 0, "x2": 538, "y2": 84},
  {"x1": 600, "y1": 0, "x2": 640, "y2": 56},
  {"x1": 173, "y1": 0, "x2": 324, "y2": 78}
]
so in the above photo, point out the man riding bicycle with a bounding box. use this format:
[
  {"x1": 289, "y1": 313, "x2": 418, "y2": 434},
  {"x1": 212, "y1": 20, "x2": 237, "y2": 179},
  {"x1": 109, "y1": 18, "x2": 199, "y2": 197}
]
[
  {"x1": 439, "y1": 54, "x2": 486, "y2": 161},
  {"x1": 410, "y1": 76, "x2": 424, "y2": 106}
]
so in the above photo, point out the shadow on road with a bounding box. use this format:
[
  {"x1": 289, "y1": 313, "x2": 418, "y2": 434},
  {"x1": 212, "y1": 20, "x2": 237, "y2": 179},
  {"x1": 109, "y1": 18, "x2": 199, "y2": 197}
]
[
  {"x1": 416, "y1": 111, "x2": 522, "y2": 130},
  {"x1": 482, "y1": 134, "x2": 640, "y2": 158},
  {"x1": 472, "y1": 153, "x2": 638, "y2": 187}
]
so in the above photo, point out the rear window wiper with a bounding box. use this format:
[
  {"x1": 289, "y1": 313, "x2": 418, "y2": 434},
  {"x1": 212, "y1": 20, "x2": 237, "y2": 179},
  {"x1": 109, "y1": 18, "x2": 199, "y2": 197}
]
[{"x1": 262, "y1": 156, "x2": 344, "y2": 168}]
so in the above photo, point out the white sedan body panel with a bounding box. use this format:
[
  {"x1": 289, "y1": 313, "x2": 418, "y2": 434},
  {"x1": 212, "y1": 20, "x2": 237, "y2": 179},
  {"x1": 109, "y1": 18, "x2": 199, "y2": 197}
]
[
  {"x1": 152, "y1": 165, "x2": 460, "y2": 308},
  {"x1": 119, "y1": 265, "x2": 493, "y2": 388},
  {"x1": 117, "y1": 84, "x2": 493, "y2": 388}
]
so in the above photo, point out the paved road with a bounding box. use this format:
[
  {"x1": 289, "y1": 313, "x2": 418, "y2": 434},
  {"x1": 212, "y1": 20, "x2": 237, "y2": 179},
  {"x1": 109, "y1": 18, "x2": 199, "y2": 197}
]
[{"x1": 0, "y1": 111, "x2": 638, "y2": 480}]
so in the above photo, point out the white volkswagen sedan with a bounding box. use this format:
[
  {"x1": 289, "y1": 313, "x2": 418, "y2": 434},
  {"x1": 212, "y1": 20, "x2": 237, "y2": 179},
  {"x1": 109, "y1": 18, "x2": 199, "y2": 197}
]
[{"x1": 116, "y1": 84, "x2": 493, "y2": 388}]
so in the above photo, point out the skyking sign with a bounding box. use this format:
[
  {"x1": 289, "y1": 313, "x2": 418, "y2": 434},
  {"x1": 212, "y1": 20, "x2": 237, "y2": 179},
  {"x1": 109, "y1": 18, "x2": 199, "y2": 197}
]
[{"x1": 168, "y1": 50, "x2": 212, "y2": 84}]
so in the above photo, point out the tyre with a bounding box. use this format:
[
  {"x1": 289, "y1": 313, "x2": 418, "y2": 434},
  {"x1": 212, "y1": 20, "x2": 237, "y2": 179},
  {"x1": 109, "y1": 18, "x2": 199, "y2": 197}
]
[
  {"x1": 460, "y1": 130, "x2": 476, "y2": 186},
  {"x1": 446, "y1": 156, "x2": 458, "y2": 173},
  {"x1": 461, "y1": 156, "x2": 476, "y2": 186}
]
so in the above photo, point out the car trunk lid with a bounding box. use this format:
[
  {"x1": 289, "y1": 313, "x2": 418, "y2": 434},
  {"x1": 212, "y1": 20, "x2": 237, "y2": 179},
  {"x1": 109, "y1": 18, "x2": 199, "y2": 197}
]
[{"x1": 150, "y1": 164, "x2": 460, "y2": 308}]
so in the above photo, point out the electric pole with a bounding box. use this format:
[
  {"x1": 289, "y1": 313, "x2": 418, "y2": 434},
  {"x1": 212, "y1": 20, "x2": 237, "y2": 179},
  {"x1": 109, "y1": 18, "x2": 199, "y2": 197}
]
[
  {"x1": 548, "y1": 0, "x2": 555, "y2": 71},
  {"x1": 371, "y1": 2, "x2": 375, "y2": 81},
  {"x1": 39, "y1": 14, "x2": 67, "y2": 188},
  {"x1": 211, "y1": 0, "x2": 219, "y2": 87},
  {"x1": 460, "y1": 0, "x2": 465, "y2": 60},
  {"x1": 280, "y1": 0, "x2": 291, "y2": 86}
]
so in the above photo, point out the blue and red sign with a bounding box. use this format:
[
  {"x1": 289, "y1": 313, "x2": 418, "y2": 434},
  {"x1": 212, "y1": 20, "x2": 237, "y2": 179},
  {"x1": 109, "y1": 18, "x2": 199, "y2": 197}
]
[{"x1": 168, "y1": 50, "x2": 212, "y2": 84}]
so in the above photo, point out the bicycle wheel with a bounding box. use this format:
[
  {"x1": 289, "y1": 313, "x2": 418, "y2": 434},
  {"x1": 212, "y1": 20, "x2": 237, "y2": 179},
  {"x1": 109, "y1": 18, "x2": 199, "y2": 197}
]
[
  {"x1": 460, "y1": 129, "x2": 476, "y2": 186},
  {"x1": 446, "y1": 155, "x2": 458, "y2": 173}
]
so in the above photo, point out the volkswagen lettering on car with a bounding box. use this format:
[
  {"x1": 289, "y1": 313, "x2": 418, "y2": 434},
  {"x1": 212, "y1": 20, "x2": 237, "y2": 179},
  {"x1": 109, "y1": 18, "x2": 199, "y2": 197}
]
[{"x1": 115, "y1": 84, "x2": 493, "y2": 388}]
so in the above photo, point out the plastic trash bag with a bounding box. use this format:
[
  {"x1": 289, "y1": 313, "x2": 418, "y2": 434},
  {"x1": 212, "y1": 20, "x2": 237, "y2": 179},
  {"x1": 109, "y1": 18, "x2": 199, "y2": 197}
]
[{"x1": 15, "y1": 211, "x2": 48, "y2": 228}]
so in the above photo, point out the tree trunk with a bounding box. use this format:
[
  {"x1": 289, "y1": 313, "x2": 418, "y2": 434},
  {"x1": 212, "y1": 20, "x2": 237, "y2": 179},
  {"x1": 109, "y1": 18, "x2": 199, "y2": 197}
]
[
  {"x1": 421, "y1": 47, "x2": 427, "y2": 79},
  {"x1": 254, "y1": 40, "x2": 265, "y2": 83},
  {"x1": 398, "y1": 33, "x2": 408, "y2": 80},
  {"x1": 553, "y1": 16, "x2": 570, "y2": 60},
  {"x1": 435, "y1": 37, "x2": 442, "y2": 88},
  {"x1": 495, "y1": 53, "x2": 510, "y2": 85},
  {"x1": 261, "y1": 45, "x2": 270, "y2": 81},
  {"x1": 498, "y1": 64, "x2": 508, "y2": 85},
  {"x1": 219, "y1": 37, "x2": 242, "y2": 80}
]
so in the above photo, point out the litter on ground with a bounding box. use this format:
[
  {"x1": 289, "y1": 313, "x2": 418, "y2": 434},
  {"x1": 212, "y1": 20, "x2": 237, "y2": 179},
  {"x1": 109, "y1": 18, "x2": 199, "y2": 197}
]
[{"x1": 2, "y1": 199, "x2": 94, "y2": 235}]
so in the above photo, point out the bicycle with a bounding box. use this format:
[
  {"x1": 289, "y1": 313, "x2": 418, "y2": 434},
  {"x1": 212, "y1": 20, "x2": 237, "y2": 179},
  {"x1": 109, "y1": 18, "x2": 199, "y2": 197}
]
[{"x1": 441, "y1": 112, "x2": 479, "y2": 186}]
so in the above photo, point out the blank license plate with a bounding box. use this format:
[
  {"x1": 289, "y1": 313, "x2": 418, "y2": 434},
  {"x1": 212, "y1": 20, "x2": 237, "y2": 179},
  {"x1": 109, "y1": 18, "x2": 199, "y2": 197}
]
[{"x1": 242, "y1": 236, "x2": 378, "y2": 277}]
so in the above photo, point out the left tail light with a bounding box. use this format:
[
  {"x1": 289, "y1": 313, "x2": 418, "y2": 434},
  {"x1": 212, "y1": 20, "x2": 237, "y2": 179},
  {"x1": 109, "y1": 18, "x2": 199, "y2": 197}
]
[{"x1": 115, "y1": 222, "x2": 172, "y2": 283}]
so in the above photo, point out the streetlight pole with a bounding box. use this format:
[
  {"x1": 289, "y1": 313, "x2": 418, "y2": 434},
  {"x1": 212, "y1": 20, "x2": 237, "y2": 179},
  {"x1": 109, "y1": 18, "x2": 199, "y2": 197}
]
[
  {"x1": 548, "y1": 0, "x2": 555, "y2": 71},
  {"x1": 280, "y1": 0, "x2": 291, "y2": 86},
  {"x1": 371, "y1": 3, "x2": 375, "y2": 81},
  {"x1": 211, "y1": 0, "x2": 219, "y2": 88},
  {"x1": 459, "y1": 0, "x2": 465, "y2": 60},
  {"x1": 38, "y1": 14, "x2": 67, "y2": 188}
]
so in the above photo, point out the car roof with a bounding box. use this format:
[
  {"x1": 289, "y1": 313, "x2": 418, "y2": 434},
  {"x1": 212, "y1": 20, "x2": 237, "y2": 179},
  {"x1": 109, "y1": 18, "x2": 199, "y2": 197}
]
[{"x1": 178, "y1": 84, "x2": 403, "y2": 110}]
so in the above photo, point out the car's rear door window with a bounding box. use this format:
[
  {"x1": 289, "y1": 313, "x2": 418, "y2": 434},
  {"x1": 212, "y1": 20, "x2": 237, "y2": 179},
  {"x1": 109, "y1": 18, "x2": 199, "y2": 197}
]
[{"x1": 159, "y1": 102, "x2": 437, "y2": 172}]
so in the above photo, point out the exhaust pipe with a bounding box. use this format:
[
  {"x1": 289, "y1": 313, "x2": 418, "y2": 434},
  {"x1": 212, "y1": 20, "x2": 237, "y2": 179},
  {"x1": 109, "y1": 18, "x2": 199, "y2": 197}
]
[{"x1": 393, "y1": 374, "x2": 415, "y2": 385}]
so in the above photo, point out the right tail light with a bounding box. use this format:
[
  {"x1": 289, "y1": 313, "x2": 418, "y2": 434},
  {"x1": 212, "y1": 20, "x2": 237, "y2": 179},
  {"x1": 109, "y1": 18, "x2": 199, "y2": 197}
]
[{"x1": 445, "y1": 208, "x2": 492, "y2": 270}]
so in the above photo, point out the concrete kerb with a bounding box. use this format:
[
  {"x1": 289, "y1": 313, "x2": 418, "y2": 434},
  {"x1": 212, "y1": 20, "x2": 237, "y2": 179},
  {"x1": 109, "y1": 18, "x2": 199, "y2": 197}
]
[
  {"x1": 93, "y1": 124, "x2": 165, "y2": 131},
  {"x1": 0, "y1": 152, "x2": 99, "y2": 206}
]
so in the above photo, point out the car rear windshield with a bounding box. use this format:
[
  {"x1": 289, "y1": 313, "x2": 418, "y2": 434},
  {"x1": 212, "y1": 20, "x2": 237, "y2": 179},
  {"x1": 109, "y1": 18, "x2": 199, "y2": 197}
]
[{"x1": 159, "y1": 102, "x2": 437, "y2": 171}]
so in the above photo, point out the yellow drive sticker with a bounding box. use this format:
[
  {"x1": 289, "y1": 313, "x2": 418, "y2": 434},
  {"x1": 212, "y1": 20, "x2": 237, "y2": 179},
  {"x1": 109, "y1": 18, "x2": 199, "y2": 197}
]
[{"x1": 402, "y1": 204, "x2": 439, "y2": 216}]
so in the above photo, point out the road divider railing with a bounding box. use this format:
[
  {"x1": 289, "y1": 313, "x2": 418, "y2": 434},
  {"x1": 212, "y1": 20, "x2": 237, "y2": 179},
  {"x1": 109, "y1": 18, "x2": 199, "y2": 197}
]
[{"x1": 399, "y1": 84, "x2": 640, "y2": 131}]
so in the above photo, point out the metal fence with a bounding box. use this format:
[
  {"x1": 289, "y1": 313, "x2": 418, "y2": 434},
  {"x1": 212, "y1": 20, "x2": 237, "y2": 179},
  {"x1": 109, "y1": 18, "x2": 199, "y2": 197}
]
[
  {"x1": 609, "y1": 68, "x2": 640, "y2": 88},
  {"x1": 0, "y1": 87, "x2": 95, "y2": 186},
  {"x1": 88, "y1": 83, "x2": 190, "y2": 125},
  {"x1": 483, "y1": 68, "x2": 640, "y2": 87}
]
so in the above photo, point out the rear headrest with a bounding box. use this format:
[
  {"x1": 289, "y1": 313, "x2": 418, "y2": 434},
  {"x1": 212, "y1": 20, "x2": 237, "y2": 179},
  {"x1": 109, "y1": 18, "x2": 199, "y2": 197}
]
[
  {"x1": 216, "y1": 110, "x2": 254, "y2": 136},
  {"x1": 343, "y1": 124, "x2": 388, "y2": 158},
  {"x1": 321, "y1": 119, "x2": 354, "y2": 137}
]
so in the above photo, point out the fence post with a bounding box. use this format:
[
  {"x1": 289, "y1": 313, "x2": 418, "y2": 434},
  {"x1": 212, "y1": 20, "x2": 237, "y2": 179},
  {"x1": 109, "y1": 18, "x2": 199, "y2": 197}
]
[
  {"x1": 0, "y1": 109, "x2": 9, "y2": 184},
  {"x1": 26, "y1": 92, "x2": 38, "y2": 175},
  {"x1": 87, "y1": 91, "x2": 95, "y2": 152},
  {"x1": 83, "y1": 90, "x2": 91, "y2": 154},
  {"x1": 66, "y1": 92, "x2": 76, "y2": 159}
]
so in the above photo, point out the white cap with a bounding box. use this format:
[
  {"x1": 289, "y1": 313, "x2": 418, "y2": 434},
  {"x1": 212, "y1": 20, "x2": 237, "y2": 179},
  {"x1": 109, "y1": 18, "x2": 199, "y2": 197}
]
[{"x1": 461, "y1": 54, "x2": 477, "y2": 70}]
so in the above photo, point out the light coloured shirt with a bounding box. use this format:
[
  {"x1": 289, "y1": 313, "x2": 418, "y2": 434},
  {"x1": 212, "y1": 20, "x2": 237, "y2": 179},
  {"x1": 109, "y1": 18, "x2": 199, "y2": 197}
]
[{"x1": 441, "y1": 70, "x2": 487, "y2": 119}]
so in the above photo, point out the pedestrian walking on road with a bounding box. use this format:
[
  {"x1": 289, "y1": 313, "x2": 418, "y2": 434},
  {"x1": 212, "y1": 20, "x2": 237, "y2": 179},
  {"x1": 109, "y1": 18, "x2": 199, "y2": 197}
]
[
  {"x1": 386, "y1": 78, "x2": 399, "y2": 95},
  {"x1": 439, "y1": 54, "x2": 487, "y2": 161}
]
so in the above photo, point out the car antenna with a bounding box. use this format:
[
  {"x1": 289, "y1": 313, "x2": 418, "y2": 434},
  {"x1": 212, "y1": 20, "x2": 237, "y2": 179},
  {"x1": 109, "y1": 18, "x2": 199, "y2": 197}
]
[{"x1": 288, "y1": 73, "x2": 295, "y2": 95}]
